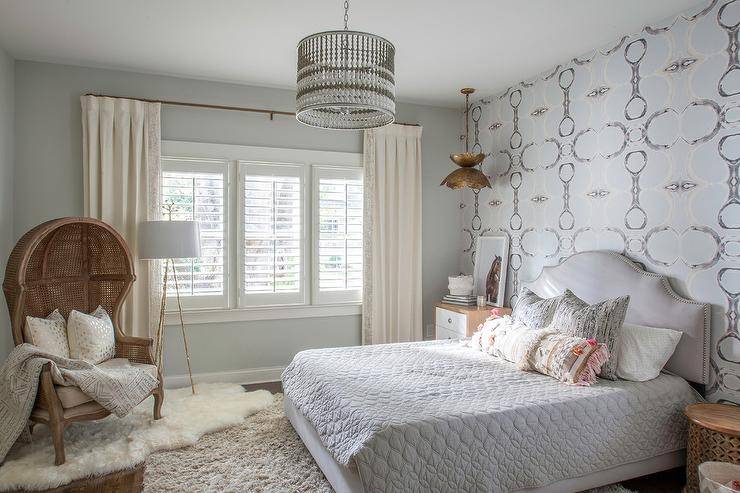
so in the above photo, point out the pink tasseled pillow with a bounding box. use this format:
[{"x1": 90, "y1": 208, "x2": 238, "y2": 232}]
[{"x1": 521, "y1": 333, "x2": 610, "y2": 386}]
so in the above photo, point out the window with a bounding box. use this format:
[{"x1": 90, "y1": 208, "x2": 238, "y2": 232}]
[
  {"x1": 160, "y1": 141, "x2": 362, "y2": 321},
  {"x1": 240, "y1": 163, "x2": 305, "y2": 306},
  {"x1": 313, "y1": 167, "x2": 363, "y2": 304},
  {"x1": 161, "y1": 158, "x2": 229, "y2": 309}
]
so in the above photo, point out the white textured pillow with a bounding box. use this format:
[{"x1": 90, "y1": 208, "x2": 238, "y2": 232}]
[
  {"x1": 470, "y1": 316, "x2": 543, "y2": 364},
  {"x1": 616, "y1": 323, "x2": 682, "y2": 382},
  {"x1": 67, "y1": 306, "x2": 116, "y2": 364},
  {"x1": 24, "y1": 309, "x2": 70, "y2": 358}
]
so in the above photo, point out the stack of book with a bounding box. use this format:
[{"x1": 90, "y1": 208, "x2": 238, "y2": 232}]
[{"x1": 442, "y1": 294, "x2": 477, "y2": 306}]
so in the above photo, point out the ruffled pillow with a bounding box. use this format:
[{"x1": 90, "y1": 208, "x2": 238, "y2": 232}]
[{"x1": 470, "y1": 316, "x2": 545, "y2": 364}]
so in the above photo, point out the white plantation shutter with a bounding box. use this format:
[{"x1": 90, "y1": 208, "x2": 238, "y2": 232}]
[
  {"x1": 161, "y1": 142, "x2": 363, "y2": 316},
  {"x1": 241, "y1": 162, "x2": 304, "y2": 306},
  {"x1": 161, "y1": 158, "x2": 228, "y2": 309},
  {"x1": 313, "y1": 167, "x2": 363, "y2": 304}
]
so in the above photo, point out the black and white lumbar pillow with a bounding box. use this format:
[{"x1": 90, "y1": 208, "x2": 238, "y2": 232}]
[
  {"x1": 512, "y1": 287, "x2": 566, "y2": 330},
  {"x1": 548, "y1": 290, "x2": 630, "y2": 380}
]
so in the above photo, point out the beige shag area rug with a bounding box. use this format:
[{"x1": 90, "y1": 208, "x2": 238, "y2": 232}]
[
  {"x1": 144, "y1": 394, "x2": 634, "y2": 493},
  {"x1": 144, "y1": 393, "x2": 331, "y2": 492},
  {"x1": 0, "y1": 383, "x2": 273, "y2": 492}
]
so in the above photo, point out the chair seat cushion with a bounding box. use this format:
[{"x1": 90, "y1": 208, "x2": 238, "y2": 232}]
[{"x1": 43, "y1": 359, "x2": 158, "y2": 409}]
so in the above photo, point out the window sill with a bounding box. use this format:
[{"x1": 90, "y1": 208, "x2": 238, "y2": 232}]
[{"x1": 164, "y1": 303, "x2": 362, "y2": 325}]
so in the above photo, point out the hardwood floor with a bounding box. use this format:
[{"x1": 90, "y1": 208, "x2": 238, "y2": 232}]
[{"x1": 243, "y1": 380, "x2": 282, "y2": 394}]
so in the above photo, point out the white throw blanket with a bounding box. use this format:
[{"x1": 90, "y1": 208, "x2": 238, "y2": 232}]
[{"x1": 0, "y1": 343, "x2": 159, "y2": 462}]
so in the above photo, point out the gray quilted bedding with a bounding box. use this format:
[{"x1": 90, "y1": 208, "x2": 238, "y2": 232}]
[{"x1": 281, "y1": 340, "x2": 701, "y2": 493}]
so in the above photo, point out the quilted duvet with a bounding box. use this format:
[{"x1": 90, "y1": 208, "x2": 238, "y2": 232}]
[{"x1": 282, "y1": 340, "x2": 701, "y2": 493}]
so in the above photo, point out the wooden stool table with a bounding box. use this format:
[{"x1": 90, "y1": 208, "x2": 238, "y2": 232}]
[{"x1": 684, "y1": 403, "x2": 740, "y2": 493}]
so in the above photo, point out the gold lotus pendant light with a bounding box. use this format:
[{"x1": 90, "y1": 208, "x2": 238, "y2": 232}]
[{"x1": 441, "y1": 88, "x2": 492, "y2": 190}]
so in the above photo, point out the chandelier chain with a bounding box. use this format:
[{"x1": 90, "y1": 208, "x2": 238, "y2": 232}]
[{"x1": 343, "y1": 0, "x2": 349, "y2": 30}]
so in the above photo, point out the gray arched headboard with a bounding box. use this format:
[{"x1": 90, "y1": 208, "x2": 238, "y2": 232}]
[{"x1": 524, "y1": 251, "x2": 710, "y2": 385}]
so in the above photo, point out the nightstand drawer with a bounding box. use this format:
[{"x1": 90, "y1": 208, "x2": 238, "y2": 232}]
[
  {"x1": 435, "y1": 325, "x2": 461, "y2": 340},
  {"x1": 435, "y1": 307, "x2": 467, "y2": 336}
]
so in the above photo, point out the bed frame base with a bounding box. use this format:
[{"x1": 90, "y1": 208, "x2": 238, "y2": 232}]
[{"x1": 285, "y1": 396, "x2": 684, "y2": 493}]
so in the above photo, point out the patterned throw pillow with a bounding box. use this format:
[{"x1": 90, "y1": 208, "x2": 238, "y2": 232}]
[
  {"x1": 24, "y1": 309, "x2": 70, "y2": 358},
  {"x1": 548, "y1": 291, "x2": 630, "y2": 380},
  {"x1": 67, "y1": 306, "x2": 116, "y2": 364},
  {"x1": 511, "y1": 287, "x2": 566, "y2": 330},
  {"x1": 522, "y1": 332, "x2": 610, "y2": 386}
]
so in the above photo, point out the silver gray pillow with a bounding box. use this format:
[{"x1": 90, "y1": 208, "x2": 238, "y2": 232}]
[
  {"x1": 512, "y1": 287, "x2": 566, "y2": 330},
  {"x1": 548, "y1": 290, "x2": 630, "y2": 380}
]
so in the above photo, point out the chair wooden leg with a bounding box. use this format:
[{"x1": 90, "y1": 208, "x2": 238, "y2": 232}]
[
  {"x1": 39, "y1": 363, "x2": 67, "y2": 466},
  {"x1": 50, "y1": 421, "x2": 66, "y2": 465},
  {"x1": 153, "y1": 385, "x2": 164, "y2": 420}
]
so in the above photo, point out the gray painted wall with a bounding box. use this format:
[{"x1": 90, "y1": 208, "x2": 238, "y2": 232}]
[
  {"x1": 0, "y1": 48, "x2": 14, "y2": 360},
  {"x1": 459, "y1": 0, "x2": 739, "y2": 404},
  {"x1": 12, "y1": 61, "x2": 461, "y2": 376}
]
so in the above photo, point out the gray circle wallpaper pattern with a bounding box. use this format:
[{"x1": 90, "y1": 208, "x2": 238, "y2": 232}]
[{"x1": 459, "y1": 0, "x2": 739, "y2": 404}]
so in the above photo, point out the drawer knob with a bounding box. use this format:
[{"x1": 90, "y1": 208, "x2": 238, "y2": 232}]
[{"x1": 448, "y1": 318, "x2": 452, "y2": 324}]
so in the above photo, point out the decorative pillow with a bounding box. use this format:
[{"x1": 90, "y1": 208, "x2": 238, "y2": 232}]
[
  {"x1": 67, "y1": 306, "x2": 116, "y2": 364},
  {"x1": 617, "y1": 323, "x2": 682, "y2": 381},
  {"x1": 511, "y1": 287, "x2": 565, "y2": 330},
  {"x1": 470, "y1": 316, "x2": 544, "y2": 364},
  {"x1": 522, "y1": 333, "x2": 610, "y2": 386},
  {"x1": 469, "y1": 317, "x2": 507, "y2": 354},
  {"x1": 23, "y1": 309, "x2": 70, "y2": 358},
  {"x1": 548, "y1": 291, "x2": 630, "y2": 380}
]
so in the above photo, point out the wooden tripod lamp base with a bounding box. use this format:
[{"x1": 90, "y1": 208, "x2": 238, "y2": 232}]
[{"x1": 154, "y1": 258, "x2": 196, "y2": 394}]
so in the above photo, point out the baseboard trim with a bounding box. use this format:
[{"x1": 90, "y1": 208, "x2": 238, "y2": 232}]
[{"x1": 164, "y1": 366, "x2": 285, "y2": 389}]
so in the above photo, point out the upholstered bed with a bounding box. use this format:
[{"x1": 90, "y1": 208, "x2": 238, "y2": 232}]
[{"x1": 282, "y1": 251, "x2": 710, "y2": 493}]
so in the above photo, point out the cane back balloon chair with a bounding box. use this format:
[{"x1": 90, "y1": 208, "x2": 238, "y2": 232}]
[{"x1": 2, "y1": 217, "x2": 164, "y2": 465}]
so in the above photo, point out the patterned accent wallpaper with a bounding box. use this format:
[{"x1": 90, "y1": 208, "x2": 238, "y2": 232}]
[{"x1": 459, "y1": 0, "x2": 739, "y2": 403}]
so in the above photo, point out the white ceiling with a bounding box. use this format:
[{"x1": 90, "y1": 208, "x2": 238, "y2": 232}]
[{"x1": 0, "y1": 0, "x2": 706, "y2": 107}]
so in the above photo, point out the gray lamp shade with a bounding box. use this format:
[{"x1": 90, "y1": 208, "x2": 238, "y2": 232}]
[{"x1": 138, "y1": 221, "x2": 201, "y2": 260}]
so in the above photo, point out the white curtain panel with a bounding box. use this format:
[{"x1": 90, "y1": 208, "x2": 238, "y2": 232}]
[
  {"x1": 362, "y1": 124, "x2": 423, "y2": 345},
  {"x1": 81, "y1": 96, "x2": 162, "y2": 338}
]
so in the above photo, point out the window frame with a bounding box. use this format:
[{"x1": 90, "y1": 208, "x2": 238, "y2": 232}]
[
  {"x1": 160, "y1": 156, "x2": 231, "y2": 311},
  {"x1": 160, "y1": 141, "x2": 362, "y2": 324},
  {"x1": 238, "y1": 161, "x2": 308, "y2": 308},
  {"x1": 312, "y1": 165, "x2": 364, "y2": 305}
]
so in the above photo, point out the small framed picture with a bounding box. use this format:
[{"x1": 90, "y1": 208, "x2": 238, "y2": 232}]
[{"x1": 473, "y1": 235, "x2": 510, "y2": 307}]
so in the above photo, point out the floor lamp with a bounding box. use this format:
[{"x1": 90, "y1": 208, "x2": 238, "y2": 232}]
[{"x1": 139, "y1": 220, "x2": 201, "y2": 394}]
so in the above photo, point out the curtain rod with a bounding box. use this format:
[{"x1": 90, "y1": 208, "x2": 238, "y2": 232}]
[{"x1": 83, "y1": 93, "x2": 421, "y2": 127}]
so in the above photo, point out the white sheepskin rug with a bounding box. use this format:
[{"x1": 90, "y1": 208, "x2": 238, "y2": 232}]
[{"x1": 0, "y1": 383, "x2": 273, "y2": 492}]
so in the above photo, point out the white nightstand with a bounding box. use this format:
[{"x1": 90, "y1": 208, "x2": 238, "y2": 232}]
[{"x1": 434, "y1": 303, "x2": 512, "y2": 340}]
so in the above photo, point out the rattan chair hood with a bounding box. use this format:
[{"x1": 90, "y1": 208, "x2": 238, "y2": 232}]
[{"x1": 2, "y1": 217, "x2": 164, "y2": 465}]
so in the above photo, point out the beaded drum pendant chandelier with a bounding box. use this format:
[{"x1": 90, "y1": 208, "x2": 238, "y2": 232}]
[
  {"x1": 441, "y1": 88, "x2": 492, "y2": 190},
  {"x1": 296, "y1": 0, "x2": 396, "y2": 130}
]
